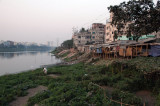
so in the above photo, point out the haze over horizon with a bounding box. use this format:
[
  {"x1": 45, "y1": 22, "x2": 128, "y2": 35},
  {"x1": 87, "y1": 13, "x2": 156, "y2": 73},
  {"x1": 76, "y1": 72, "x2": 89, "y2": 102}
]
[{"x1": 0, "y1": 0, "x2": 158, "y2": 46}]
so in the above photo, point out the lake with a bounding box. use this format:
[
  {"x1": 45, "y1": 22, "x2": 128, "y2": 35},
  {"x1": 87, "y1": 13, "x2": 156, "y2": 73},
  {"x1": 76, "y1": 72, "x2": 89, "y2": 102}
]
[{"x1": 0, "y1": 51, "x2": 61, "y2": 76}]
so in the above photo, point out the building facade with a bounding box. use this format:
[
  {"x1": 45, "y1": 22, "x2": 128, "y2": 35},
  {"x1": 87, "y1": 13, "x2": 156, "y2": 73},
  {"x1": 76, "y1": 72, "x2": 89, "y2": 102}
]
[
  {"x1": 90, "y1": 23, "x2": 105, "y2": 44},
  {"x1": 73, "y1": 23, "x2": 105, "y2": 48},
  {"x1": 73, "y1": 31, "x2": 91, "y2": 47},
  {"x1": 105, "y1": 12, "x2": 158, "y2": 43},
  {"x1": 105, "y1": 13, "x2": 117, "y2": 43}
]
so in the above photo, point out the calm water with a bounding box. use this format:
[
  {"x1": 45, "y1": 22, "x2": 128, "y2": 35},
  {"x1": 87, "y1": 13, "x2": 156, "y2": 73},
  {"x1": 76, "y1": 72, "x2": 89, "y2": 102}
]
[{"x1": 0, "y1": 51, "x2": 61, "y2": 76}]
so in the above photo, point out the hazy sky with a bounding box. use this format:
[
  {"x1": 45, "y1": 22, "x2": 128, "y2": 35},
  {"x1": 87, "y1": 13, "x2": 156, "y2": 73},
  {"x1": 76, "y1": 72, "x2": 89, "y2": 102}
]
[{"x1": 0, "y1": 0, "x2": 158, "y2": 45}]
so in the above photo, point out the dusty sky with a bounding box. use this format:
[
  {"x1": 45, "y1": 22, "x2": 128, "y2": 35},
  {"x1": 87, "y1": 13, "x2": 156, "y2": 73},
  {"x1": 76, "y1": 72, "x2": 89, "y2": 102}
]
[{"x1": 0, "y1": 0, "x2": 158, "y2": 45}]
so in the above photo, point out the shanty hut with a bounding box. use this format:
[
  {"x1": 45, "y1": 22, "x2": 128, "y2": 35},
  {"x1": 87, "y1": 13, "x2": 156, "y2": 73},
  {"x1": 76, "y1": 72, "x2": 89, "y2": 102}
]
[{"x1": 149, "y1": 43, "x2": 160, "y2": 57}]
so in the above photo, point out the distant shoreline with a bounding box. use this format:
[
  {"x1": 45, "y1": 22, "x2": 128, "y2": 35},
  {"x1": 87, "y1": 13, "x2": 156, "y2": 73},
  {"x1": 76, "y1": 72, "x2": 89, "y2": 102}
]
[
  {"x1": 0, "y1": 49, "x2": 52, "y2": 52},
  {"x1": 0, "y1": 50, "x2": 51, "y2": 53}
]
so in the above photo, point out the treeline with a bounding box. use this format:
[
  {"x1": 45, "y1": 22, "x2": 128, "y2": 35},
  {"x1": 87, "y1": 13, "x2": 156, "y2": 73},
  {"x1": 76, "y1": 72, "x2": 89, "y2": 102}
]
[
  {"x1": 0, "y1": 44, "x2": 52, "y2": 52},
  {"x1": 61, "y1": 39, "x2": 73, "y2": 49}
]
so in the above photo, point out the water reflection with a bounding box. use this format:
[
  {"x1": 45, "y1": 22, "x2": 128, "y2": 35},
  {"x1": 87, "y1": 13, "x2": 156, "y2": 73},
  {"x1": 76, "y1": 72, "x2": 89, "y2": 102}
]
[
  {"x1": 0, "y1": 51, "x2": 41, "y2": 59},
  {"x1": 0, "y1": 51, "x2": 61, "y2": 76},
  {"x1": 0, "y1": 53, "x2": 14, "y2": 59}
]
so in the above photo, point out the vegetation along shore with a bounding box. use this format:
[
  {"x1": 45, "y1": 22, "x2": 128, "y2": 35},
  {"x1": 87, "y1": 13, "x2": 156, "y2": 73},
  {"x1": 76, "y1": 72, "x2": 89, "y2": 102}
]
[{"x1": 0, "y1": 46, "x2": 160, "y2": 106}]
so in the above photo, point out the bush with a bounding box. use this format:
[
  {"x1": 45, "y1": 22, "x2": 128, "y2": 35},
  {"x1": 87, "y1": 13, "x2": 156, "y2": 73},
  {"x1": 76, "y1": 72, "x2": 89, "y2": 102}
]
[
  {"x1": 27, "y1": 90, "x2": 50, "y2": 106},
  {"x1": 112, "y1": 89, "x2": 142, "y2": 105},
  {"x1": 156, "y1": 92, "x2": 160, "y2": 106}
]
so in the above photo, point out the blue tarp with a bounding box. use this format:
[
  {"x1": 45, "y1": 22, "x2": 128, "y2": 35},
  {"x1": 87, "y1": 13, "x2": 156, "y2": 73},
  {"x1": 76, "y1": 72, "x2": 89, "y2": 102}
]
[
  {"x1": 96, "y1": 48, "x2": 99, "y2": 53},
  {"x1": 96, "y1": 48, "x2": 102, "y2": 53},
  {"x1": 149, "y1": 45, "x2": 160, "y2": 57}
]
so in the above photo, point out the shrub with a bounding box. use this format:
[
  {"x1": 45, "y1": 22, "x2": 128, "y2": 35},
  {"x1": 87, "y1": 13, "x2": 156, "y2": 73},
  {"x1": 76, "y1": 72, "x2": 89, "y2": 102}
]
[
  {"x1": 27, "y1": 90, "x2": 50, "y2": 106},
  {"x1": 112, "y1": 89, "x2": 142, "y2": 105}
]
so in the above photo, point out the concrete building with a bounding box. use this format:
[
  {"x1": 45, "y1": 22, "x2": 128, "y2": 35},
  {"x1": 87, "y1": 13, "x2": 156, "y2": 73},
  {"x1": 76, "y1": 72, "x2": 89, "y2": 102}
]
[
  {"x1": 47, "y1": 41, "x2": 54, "y2": 47},
  {"x1": 90, "y1": 23, "x2": 105, "y2": 44},
  {"x1": 105, "y1": 13, "x2": 117, "y2": 43},
  {"x1": 73, "y1": 30, "x2": 91, "y2": 48},
  {"x1": 0, "y1": 40, "x2": 4, "y2": 44},
  {"x1": 3, "y1": 41, "x2": 14, "y2": 46},
  {"x1": 105, "y1": 12, "x2": 158, "y2": 43},
  {"x1": 73, "y1": 23, "x2": 105, "y2": 49},
  {"x1": 105, "y1": 13, "x2": 131, "y2": 43},
  {"x1": 157, "y1": 31, "x2": 160, "y2": 38}
]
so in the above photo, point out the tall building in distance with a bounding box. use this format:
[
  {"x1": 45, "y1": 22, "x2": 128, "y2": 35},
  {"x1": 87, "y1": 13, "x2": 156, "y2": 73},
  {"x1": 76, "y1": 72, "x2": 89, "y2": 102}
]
[{"x1": 47, "y1": 41, "x2": 54, "y2": 47}]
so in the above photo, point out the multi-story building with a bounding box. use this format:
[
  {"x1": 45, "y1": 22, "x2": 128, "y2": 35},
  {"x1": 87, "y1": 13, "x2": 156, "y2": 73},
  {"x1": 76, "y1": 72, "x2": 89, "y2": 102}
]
[
  {"x1": 73, "y1": 30, "x2": 91, "y2": 47},
  {"x1": 73, "y1": 23, "x2": 105, "y2": 47},
  {"x1": 72, "y1": 23, "x2": 105, "y2": 52},
  {"x1": 105, "y1": 12, "x2": 158, "y2": 43},
  {"x1": 90, "y1": 23, "x2": 105, "y2": 44},
  {"x1": 105, "y1": 13, "x2": 117, "y2": 43}
]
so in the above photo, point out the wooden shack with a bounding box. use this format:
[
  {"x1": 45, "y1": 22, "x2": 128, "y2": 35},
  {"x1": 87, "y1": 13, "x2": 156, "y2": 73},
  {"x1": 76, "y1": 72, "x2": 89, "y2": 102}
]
[{"x1": 91, "y1": 40, "x2": 159, "y2": 59}]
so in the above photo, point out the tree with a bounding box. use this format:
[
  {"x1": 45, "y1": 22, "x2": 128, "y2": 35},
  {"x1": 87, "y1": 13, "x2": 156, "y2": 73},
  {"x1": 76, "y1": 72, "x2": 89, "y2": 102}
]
[
  {"x1": 80, "y1": 28, "x2": 86, "y2": 32},
  {"x1": 108, "y1": 0, "x2": 160, "y2": 41},
  {"x1": 157, "y1": 0, "x2": 160, "y2": 8},
  {"x1": 61, "y1": 39, "x2": 73, "y2": 49}
]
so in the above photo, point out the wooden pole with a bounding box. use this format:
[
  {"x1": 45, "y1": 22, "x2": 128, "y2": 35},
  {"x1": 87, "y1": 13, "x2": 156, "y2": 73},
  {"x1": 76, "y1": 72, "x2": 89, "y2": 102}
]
[
  {"x1": 121, "y1": 98, "x2": 122, "y2": 106},
  {"x1": 146, "y1": 44, "x2": 148, "y2": 57},
  {"x1": 136, "y1": 45, "x2": 137, "y2": 56},
  {"x1": 131, "y1": 47, "x2": 133, "y2": 59}
]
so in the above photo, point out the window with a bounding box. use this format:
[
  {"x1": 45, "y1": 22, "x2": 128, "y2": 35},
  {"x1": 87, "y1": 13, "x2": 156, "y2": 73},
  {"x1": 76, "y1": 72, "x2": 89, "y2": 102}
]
[
  {"x1": 92, "y1": 32, "x2": 95, "y2": 34},
  {"x1": 86, "y1": 36, "x2": 90, "y2": 39},
  {"x1": 92, "y1": 36, "x2": 95, "y2": 39},
  {"x1": 99, "y1": 32, "x2": 104, "y2": 34},
  {"x1": 78, "y1": 36, "x2": 81, "y2": 38},
  {"x1": 79, "y1": 41, "x2": 81, "y2": 43}
]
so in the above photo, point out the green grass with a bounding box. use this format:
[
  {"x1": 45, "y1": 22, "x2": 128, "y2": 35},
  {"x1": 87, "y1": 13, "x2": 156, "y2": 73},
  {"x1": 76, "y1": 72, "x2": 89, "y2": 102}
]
[
  {"x1": 0, "y1": 69, "x2": 50, "y2": 106},
  {"x1": 116, "y1": 57, "x2": 160, "y2": 73},
  {"x1": 28, "y1": 63, "x2": 143, "y2": 106},
  {"x1": 1, "y1": 57, "x2": 160, "y2": 106}
]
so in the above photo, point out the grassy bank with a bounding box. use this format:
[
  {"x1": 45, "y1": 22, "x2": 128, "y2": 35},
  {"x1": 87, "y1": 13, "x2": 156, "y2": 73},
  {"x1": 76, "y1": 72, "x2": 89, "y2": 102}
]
[
  {"x1": 0, "y1": 68, "x2": 50, "y2": 105},
  {"x1": 0, "y1": 63, "x2": 139, "y2": 106},
  {"x1": 50, "y1": 48, "x2": 160, "y2": 105},
  {"x1": 0, "y1": 48, "x2": 160, "y2": 106},
  {"x1": 1, "y1": 61, "x2": 160, "y2": 105}
]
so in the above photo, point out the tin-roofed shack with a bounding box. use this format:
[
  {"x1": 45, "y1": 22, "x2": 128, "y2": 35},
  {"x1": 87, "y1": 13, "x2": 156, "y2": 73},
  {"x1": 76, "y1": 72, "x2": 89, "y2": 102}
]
[{"x1": 91, "y1": 38, "x2": 160, "y2": 59}]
